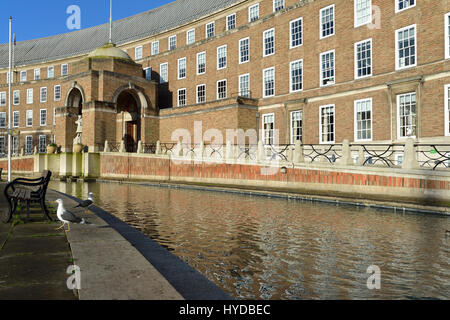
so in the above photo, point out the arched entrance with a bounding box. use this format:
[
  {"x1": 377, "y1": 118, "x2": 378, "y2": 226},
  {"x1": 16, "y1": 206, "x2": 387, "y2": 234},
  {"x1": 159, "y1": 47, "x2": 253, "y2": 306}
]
[
  {"x1": 66, "y1": 87, "x2": 83, "y2": 116},
  {"x1": 63, "y1": 86, "x2": 85, "y2": 150},
  {"x1": 117, "y1": 90, "x2": 141, "y2": 152}
]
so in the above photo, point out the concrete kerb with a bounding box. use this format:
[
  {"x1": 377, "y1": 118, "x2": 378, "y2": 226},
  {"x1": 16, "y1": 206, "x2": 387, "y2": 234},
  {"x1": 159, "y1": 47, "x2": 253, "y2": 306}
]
[{"x1": 50, "y1": 190, "x2": 233, "y2": 300}]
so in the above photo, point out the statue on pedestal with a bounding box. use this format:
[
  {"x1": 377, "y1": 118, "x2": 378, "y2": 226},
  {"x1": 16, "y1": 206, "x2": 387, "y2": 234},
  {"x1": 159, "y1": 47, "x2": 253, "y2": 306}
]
[{"x1": 73, "y1": 116, "x2": 83, "y2": 145}]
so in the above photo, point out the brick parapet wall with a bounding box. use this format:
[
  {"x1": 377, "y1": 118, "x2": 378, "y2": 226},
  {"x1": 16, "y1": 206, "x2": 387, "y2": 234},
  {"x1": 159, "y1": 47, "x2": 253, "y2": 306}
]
[
  {"x1": 0, "y1": 156, "x2": 34, "y2": 174},
  {"x1": 99, "y1": 153, "x2": 450, "y2": 206}
]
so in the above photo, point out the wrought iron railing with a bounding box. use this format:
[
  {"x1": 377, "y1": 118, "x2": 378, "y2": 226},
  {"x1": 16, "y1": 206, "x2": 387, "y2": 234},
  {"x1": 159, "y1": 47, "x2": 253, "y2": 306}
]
[
  {"x1": 416, "y1": 144, "x2": 450, "y2": 170},
  {"x1": 303, "y1": 144, "x2": 343, "y2": 164},
  {"x1": 97, "y1": 141, "x2": 450, "y2": 171},
  {"x1": 351, "y1": 144, "x2": 405, "y2": 168}
]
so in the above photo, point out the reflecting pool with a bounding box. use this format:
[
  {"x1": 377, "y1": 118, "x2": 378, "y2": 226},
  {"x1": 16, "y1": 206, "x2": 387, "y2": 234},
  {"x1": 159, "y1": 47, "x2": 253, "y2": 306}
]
[{"x1": 50, "y1": 181, "x2": 450, "y2": 300}]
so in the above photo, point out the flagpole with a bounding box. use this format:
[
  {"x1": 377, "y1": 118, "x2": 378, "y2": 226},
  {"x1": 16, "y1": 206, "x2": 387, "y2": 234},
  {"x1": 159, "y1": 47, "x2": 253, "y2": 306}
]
[
  {"x1": 8, "y1": 17, "x2": 12, "y2": 182},
  {"x1": 109, "y1": 0, "x2": 113, "y2": 43}
]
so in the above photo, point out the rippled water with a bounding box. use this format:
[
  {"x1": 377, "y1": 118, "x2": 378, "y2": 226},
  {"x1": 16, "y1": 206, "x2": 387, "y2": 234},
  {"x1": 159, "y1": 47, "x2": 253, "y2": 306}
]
[{"x1": 50, "y1": 181, "x2": 450, "y2": 300}]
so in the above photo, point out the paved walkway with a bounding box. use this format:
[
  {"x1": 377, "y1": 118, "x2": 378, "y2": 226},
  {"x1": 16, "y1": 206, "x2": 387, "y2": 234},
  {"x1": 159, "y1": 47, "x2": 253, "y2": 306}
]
[
  {"x1": 0, "y1": 183, "x2": 184, "y2": 300},
  {"x1": 0, "y1": 184, "x2": 76, "y2": 300},
  {"x1": 45, "y1": 189, "x2": 183, "y2": 300}
]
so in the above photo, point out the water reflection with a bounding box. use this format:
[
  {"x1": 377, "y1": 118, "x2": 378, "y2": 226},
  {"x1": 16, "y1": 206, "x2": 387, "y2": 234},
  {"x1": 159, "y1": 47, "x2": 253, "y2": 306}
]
[{"x1": 50, "y1": 181, "x2": 450, "y2": 300}]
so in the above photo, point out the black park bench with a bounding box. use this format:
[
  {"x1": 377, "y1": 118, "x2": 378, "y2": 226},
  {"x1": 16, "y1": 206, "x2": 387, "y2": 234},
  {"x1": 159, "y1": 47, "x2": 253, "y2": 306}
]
[{"x1": 1, "y1": 170, "x2": 53, "y2": 223}]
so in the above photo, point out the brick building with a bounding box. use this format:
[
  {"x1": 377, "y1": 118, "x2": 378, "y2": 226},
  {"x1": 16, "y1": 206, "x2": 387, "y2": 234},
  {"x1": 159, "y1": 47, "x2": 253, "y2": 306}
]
[{"x1": 0, "y1": 0, "x2": 449, "y2": 153}]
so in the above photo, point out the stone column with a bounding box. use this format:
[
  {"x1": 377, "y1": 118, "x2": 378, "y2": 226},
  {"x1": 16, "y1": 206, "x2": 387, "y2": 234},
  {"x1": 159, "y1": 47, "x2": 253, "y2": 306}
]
[
  {"x1": 402, "y1": 138, "x2": 419, "y2": 170},
  {"x1": 293, "y1": 140, "x2": 304, "y2": 164},
  {"x1": 340, "y1": 140, "x2": 353, "y2": 166}
]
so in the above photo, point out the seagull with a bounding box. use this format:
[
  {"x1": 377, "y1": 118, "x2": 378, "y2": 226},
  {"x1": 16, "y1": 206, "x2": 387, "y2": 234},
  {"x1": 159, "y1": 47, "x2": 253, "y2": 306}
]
[
  {"x1": 74, "y1": 192, "x2": 95, "y2": 213},
  {"x1": 54, "y1": 199, "x2": 90, "y2": 232}
]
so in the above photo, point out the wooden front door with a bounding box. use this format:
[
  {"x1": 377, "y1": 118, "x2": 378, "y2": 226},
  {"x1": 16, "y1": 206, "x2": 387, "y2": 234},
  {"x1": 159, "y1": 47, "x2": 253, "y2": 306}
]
[{"x1": 125, "y1": 122, "x2": 137, "y2": 152}]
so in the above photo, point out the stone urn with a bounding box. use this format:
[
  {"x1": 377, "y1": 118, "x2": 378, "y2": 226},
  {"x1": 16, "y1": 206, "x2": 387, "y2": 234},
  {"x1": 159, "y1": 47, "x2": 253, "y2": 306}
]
[
  {"x1": 73, "y1": 144, "x2": 84, "y2": 153},
  {"x1": 47, "y1": 144, "x2": 57, "y2": 154}
]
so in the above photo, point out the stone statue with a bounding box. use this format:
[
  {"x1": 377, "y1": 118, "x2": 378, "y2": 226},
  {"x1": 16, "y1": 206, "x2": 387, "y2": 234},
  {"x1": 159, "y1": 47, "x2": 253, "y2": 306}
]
[{"x1": 73, "y1": 115, "x2": 83, "y2": 145}]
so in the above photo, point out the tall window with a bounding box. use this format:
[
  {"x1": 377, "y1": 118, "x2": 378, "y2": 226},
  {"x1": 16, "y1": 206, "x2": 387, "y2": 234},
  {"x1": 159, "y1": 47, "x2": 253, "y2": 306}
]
[
  {"x1": 177, "y1": 89, "x2": 186, "y2": 107},
  {"x1": 20, "y1": 71, "x2": 27, "y2": 82},
  {"x1": 197, "y1": 84, "x2": 206, "y2": 104},
  {"x1": 239, "y1": 74, "x2": 250, "y2": 98},
  {"x1": 217, "y1": 80, "x2": 227, "y2": 100},
  {"x1": 160, "y1": 63, "x2": 168, "y2": 84},
  {"x1": 445, "y1": 13, "x2": 450, "y2": 59},
  {"x1": 263, "y1": 67, "x2": 275, "y2": 98},
  {"x1": 26, "y1": 136, "x2": 32, "y2": 155},
  {"x1": 249, "y1": 4, "x2": 259, "y2": 22},
  {"x1": 13, "y1": 111, "x2": 19, "y2": 128},
  {"x1": 290, "y1": 18, "x2": 303, "y2": 48},
  {"x1": 291, "y1": 111, "x2": 303, "y2": 144},
  {"x1": 227, "y1": 14, "x2": 236, "y2": 31},
  {"x1": 354, "y1": 98, "x2": 372, "y2": 141},
  {"x1": 34, "y1": 68, "x2": 40, "y2": 80},
  {"x1": 273, "y1": 0, "x2": 284, "y2": 12},
  {"x1": 54, "y1": 85, "x2": 61, "y2": 101},
  {"x1": 446, "y1": 84, "x2": 450, "y2": 136},
  {"x1": 178, "y1": 58, "x2": 186, "y2": 79},
  {"x1": 61, "y1": 64, "x2": 68, "y2": 76},
  {"x1": 40, "y1": 109, "x2": 47, "y2": 126},
  {"x1": 290, "y1": 59, "x2": 303, "y2": 93},
  {"x1": 396, "y1": 0, "x2": 415, "y2": 13},
  {"x1": 263, "y1": 114, "x2": 275, "y2": 145},
  {"x1": 263, "y1": 29, "x2": 275, "y2": 56},
  {"x1": 40, "y1": 87, "x2": 47, "y2": 103},
  {"x1": 355, "y1": 39, "x2": 372, "y2": 79},
  {"x1": 26, "y1": 110, "x2": 33, "y2": 127},
  {"x1": 206, "y1": 22, "x2": 215, "y2": 38},
  {"x1": 13, "y1": 90, "x2": 20, "y2": 105},
  {"x1": 320, "y1": 105, "x2": 335, "y2": 144},
  {"x1": 186, "y1": 29, "x2": 195, "y2": 45},
  {"x1": 144, "y1": 67, "x2": 152, "y2": 80},
  {"x1": 355, "y1": 0, "x2": 372, "y2": 27},
  {"x1": 397, "y1": 92, "x2": 416, "y2": 138},
  {"x1": 239, "y1": 38, "x2": 250, "y2": 64},
  {"x1": 217, "y1": 45, "x2": 227, "y2": 70},
  {"x1": 0, "y1": 113, "x2": 6, "y2": 128},
  {"x1": 12, "y1": 136, "x2": 18, "y2": 155},
  {"x1": 48, "y1": 66, "x2": 54, "y2": 78},
  {"x1": 320, "y1": 5, "x2": 335, "y2": 39},
  {"x1": 169, "y1": 35, "x2": 177, "y2": 51},
  {"x1": 0, "y1": 92, "x2": 6, "y2": 106},
  {"x1": 320, "y1": 50, "x2": 335, "y2": 86},
  {"x1": 151, "y1": 41, "x2": 159, "y2": 55},
  {"x1": 197, "y1": 52, "x2": 206, "y2": 75},
  {"x1": 135, "y1": 46, "x2": 143, "y2": 60},
  {"x1": 53, "y1": 108, "x2": 57, "y2": 126},
  {"x1": 6, "y1": 71, "x2": 13, "y2": 84},
  {"x1": 27, "y1": 88, "x2": 33, "y2": 104},
  {"x1": 39, "y1": 135, "x2": 47, "y2": 154},
  {"x1": 396, "y1": 25, "x2": 416, "y2": 70},
  {"x1": 0, "y1": 136, "x2": 5, "y2": 155},
  {"x1": 6, "y1": 72, "x2": 12, "y2": 84}
]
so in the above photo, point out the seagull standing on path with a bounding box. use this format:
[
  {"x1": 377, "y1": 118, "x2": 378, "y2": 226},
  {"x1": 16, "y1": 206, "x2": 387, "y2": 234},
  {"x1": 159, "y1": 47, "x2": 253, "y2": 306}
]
[
  {"x1": 74, "y1": 192, "x2": 95, "y2": 213},
  {"x1": 54, "y1": 199, "x2": 90, "y2": 232}
]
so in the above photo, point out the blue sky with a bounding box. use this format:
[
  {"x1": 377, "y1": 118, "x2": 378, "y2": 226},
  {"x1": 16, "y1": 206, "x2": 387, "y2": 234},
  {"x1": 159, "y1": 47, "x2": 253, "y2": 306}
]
[{"x1": 1, "y1": 0, "x2": 173, "y2": 44}]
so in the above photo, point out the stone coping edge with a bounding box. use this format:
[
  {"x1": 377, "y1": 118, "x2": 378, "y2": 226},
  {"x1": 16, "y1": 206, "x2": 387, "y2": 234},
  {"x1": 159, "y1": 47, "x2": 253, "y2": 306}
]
[{"x1": 53, "y1": 190, "x2": 233, "y2": 301}]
